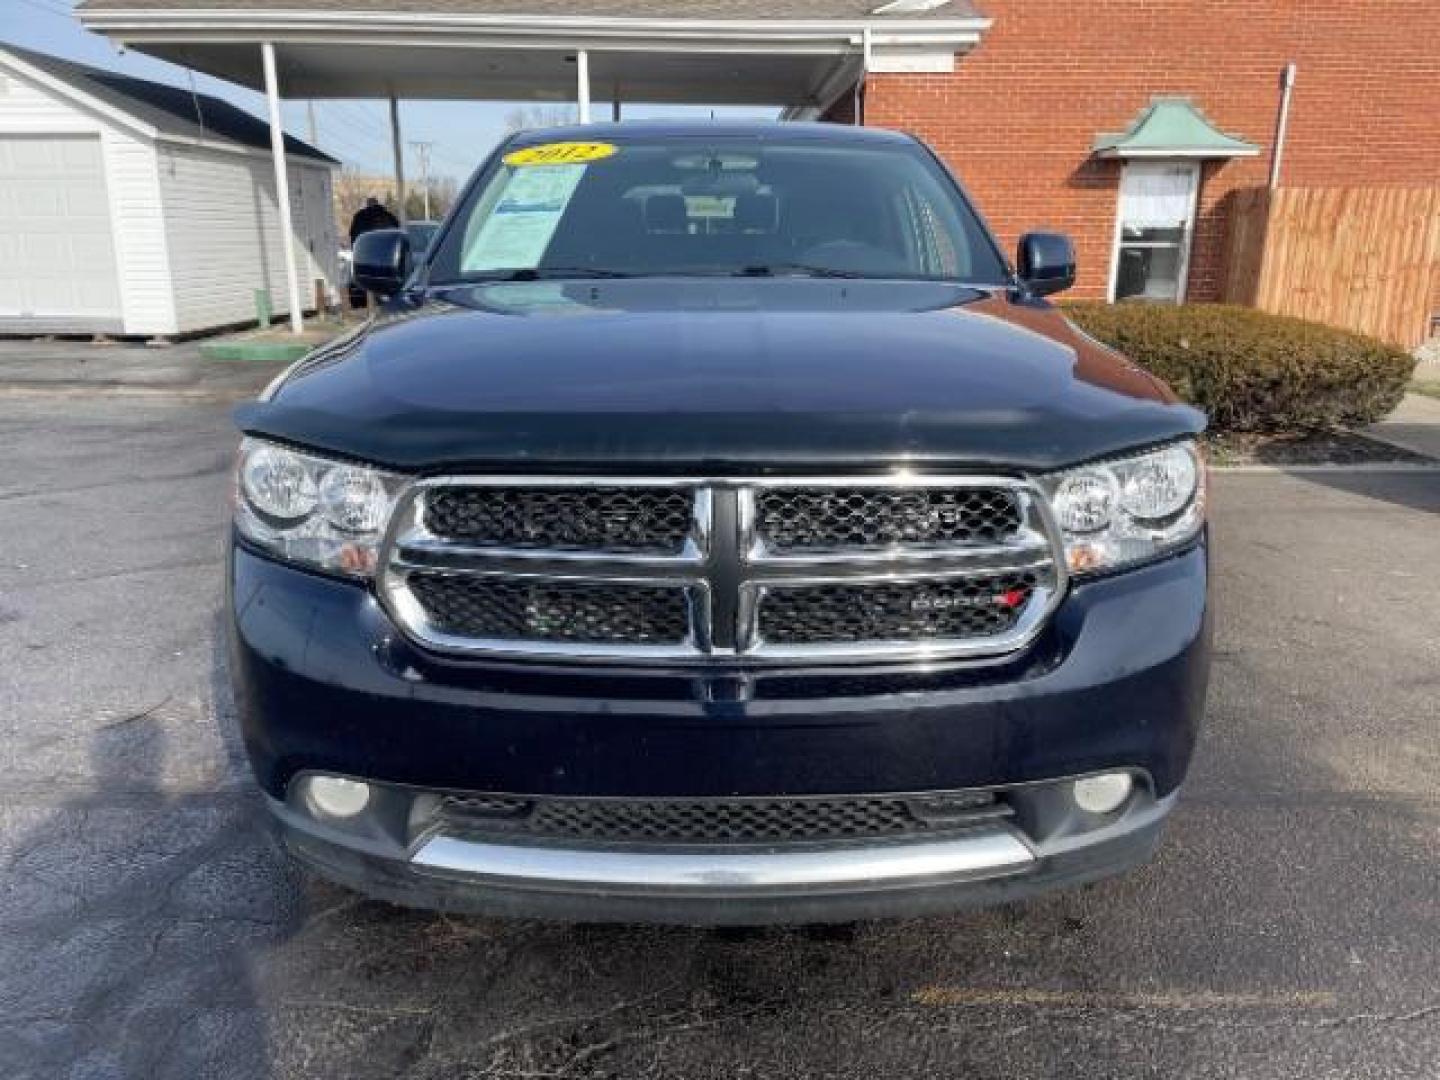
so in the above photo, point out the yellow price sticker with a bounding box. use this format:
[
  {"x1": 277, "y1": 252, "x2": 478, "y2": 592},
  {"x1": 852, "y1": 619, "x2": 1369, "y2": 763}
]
[{"x1": 503, "y1": 141, "x2": 618, "y2": 167}]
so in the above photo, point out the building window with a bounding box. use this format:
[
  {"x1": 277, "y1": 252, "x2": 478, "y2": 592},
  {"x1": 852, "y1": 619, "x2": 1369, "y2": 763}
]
[{"x1": 1109, "y1": 161, "x2": 1200, "y2": 303}]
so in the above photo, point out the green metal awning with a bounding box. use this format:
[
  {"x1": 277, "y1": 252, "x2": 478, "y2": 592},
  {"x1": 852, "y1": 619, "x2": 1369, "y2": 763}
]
[{"x1": 1093, "y1": 97, "x2": 1259, "y2": 159}]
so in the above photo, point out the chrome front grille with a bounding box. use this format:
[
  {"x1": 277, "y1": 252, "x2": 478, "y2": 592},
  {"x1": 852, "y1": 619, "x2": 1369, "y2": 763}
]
[{"x1": 378, "y1": 476, "x2": 1065, "y2": 664}]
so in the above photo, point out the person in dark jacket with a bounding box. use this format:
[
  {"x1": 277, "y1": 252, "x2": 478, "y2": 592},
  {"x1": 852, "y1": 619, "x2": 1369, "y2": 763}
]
[
  {"x1": 348, "y1": 196, "x2": 399, "y2": 243},
  {"x1": 347, "y1": 197, "x2": 400, "y2": 307}
]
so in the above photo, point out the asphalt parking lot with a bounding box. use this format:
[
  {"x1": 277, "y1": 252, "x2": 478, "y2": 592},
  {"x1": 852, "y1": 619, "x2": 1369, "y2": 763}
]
[{"x1": 1, "y1": 384, "x2": 1437, "y2": 1079}]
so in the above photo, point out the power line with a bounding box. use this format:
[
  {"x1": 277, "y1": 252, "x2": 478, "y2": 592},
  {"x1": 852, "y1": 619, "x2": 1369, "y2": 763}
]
[
  {"x1": 321, "y1": 105, "x2": 395, "y2": 154},
  {"x1": 322, "y1": 105, "x2": 384, "y2": 140},
  {"x1": 285, "y1": 100, "x2": 486, "y2": 179},
  {"x1": 184, "y1": 68, "x2": 208, "y2": 139},
  {"x1": 313, "y1": 107, "x2": 471, "y2": 182},
  {"x1": 330, "y1": 101, "x2": 390, "y2": 134},
  {"x1": 314, "y1": 129, "x2": 381, "y2": 164},
  {"x1": 292, "y1": 102, "x2": 395, "y2": 167}
]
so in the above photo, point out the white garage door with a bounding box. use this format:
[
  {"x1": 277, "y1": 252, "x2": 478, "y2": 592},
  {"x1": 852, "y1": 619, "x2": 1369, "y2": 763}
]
[{"x1": 0, "y1": 135, "x2": 122, "y2": 331}]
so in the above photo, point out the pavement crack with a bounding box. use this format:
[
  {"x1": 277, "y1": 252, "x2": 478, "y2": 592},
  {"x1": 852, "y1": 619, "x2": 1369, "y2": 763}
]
[
  {"x1": 479, "y1": 982, "x2": 683, "y2": 1051},
  {"x1": 0, "y1": 461, "x2": 230, "y2": 503},
  {"x1": 280, "y1": 1000, "x2": 440, "y2": 1019},
  {"x1": 97, "y1": 696, "x2": 172, "y2": 730},
  {"x1": 9, "y1": 555, "x2": 219, "y2": 590},
  {"x1": 1316, "y1": 1003, "x2": 1440, "y2": 1028}
]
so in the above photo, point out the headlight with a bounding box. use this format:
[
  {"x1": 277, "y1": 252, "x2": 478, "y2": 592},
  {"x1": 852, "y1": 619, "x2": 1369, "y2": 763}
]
[
  {"x1": 233, "y1": 437, "x2": 405, "y2": 577},
  {"x1": 1040, "y1": 440, "x2": 1205, "y2": 575}
]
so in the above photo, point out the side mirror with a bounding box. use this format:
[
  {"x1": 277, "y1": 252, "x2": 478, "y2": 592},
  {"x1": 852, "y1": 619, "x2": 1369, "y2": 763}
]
[
  {"x1": 352, "y1": 228, "x2": 412, "y2": 297},
  {"x1": 1017, "y1": 232, "x2": 1076, "y2": 297}
]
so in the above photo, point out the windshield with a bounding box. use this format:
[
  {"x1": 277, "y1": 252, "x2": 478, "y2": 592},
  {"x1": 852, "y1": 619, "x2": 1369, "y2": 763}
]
[{"x1": 428, "y1": 136, "x2": 1009, "y2": 284}]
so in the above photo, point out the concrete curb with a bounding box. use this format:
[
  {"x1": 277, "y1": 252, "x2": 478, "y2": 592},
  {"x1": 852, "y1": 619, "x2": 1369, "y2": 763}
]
[
  {"x1": 1362, "y1": 427, "x2": 1440, "y2": 463},
  {"x1": 198, "y1": 339, "x2": 315, "y2": 363}
]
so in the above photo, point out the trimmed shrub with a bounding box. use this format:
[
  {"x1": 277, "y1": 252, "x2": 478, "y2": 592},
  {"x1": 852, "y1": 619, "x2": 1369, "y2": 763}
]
[{"x1": 1062, "y1": 303, "x2": 1416, "y2": 433}]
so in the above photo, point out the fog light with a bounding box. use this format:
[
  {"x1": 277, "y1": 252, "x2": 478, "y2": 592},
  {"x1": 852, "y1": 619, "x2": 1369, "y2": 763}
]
[
  {"x1": 306, "y1": 776, "x2": 371, "y2": 819},
  {"x1": 1072, "y1": 772, "x2": 1133, "y2": 815}
]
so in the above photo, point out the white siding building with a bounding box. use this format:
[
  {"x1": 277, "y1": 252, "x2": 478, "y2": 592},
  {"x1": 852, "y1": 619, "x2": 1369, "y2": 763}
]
[{"x1": 0, "y1": 44, "x2": 338, "y2": 337}]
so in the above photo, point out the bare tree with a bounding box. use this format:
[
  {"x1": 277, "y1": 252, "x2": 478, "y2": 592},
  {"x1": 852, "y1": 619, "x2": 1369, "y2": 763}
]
[
  {"x1": 401, "y1": 176, "x2": 459, "y2": 223},
  {"x1": 504, "y1": 104, "x2": 579, "y2": 133}
]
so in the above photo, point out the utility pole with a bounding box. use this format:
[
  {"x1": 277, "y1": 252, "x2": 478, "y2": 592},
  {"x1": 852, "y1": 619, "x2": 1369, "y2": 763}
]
[
  {"x1": 306, "y1": 100, "x2": 318, "y2": 145},
  {"x1": 408, "y1": 140, "x2": 434, "y2": 220}
]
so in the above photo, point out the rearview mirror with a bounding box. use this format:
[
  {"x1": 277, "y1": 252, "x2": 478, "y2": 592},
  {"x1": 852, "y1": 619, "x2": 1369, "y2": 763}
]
[
  {"x1": 352, "y1": 229, "x2": 412, "y2": 297},
  {"x1": 680, "y1": 173, "x2": 759, "y2": 198},
  {"x1": 1017, "y1": 232, "x2": 1076, "y2": 297}
]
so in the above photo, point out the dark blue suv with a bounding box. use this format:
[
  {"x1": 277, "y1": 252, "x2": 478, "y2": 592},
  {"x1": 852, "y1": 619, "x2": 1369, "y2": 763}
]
[{"x1": 227, "y1": 123, "x2": 1210, "y2": 924}]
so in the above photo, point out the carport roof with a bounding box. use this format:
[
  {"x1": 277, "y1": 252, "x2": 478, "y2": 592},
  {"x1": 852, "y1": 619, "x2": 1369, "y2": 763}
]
[
  {"x1": 77, "y1": 0, "x2": 991, "y2": 106},
  {"x1": 78, "y1": 0, "x2": 983, "y2": 17},
  {"x1": 1, "y1": 43, "x2": 336, "y2": 163}
]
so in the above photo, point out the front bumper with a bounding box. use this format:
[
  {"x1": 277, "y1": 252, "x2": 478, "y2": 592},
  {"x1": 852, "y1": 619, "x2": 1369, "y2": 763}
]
[
  {"x1": 268, "y1": 779, "x2": 1174, "y2": 925},
  {"x1": 229, "y1": 538, "x2": 1208, "y2": 921}
]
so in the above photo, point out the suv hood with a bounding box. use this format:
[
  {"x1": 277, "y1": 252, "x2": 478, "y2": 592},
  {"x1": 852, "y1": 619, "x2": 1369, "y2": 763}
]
[{"x1": 238, "y1": 279, "x2": 1203, "y2": 473}]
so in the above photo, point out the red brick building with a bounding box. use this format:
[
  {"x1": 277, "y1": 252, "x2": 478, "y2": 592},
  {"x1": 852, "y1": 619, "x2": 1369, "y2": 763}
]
[{"x1": 836, "y1": 1, "x2": 1440, "y2": 309}]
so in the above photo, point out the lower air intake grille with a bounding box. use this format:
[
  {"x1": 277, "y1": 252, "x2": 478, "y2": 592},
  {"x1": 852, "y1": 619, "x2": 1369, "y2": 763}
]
[
  {"x1": 437, "y1": 791, "x2": 1008, "y2": 845},
  {"x1": 408, "y1": 572, "x2": 690, "y2": 645},
  {"x1": 759, "y1": 570, "x2": 1040, "y2": 646}
]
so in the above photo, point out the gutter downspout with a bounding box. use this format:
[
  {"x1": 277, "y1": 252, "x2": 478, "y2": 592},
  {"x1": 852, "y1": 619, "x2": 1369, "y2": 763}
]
[{"x1": 1269, "y1": 62, "x2": 1297, "y2": 190}]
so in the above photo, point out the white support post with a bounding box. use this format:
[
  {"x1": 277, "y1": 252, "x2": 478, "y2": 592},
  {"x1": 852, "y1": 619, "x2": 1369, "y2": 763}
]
[
  {"x1": 389, "y1": 95, "x2": 407, "y2": 225},
  {"x1": 576, "y1": 49, "x2": 591, "y2": 124},
  {"x1": 260, "y1": 42, "x2": 303, "y2": 334},
  {"x1": 856, "y1": 26, "x2": 873, "y2": 126}
]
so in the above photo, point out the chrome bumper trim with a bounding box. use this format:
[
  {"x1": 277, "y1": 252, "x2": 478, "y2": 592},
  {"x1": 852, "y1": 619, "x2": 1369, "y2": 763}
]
[{"x1": 409, "y1": 827, "x2": 1036, "y2": 896}]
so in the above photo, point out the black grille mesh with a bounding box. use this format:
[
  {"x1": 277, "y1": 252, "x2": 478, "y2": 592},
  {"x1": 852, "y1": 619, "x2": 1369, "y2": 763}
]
[
  {"x1": 759, "y1": 570, "x2": 1040, "y2": 646},
  {"x1": 438, "y1": 791, "x2": 1007, "y2": 845},
  {"x1": 408, "y1": 572, "x2": 690, "y2": 645},
  {"x1": 424, "y1": 486, "x2": 695, "y2": 553},
  {"x1": 756, "y1": 487, "x2": 1023, "y2": 552},
  {"x1": 394, "y1": 481, "x2": 1054, "y2": 655}
]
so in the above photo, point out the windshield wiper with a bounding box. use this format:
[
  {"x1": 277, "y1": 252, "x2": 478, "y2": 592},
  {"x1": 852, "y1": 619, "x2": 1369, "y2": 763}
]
[
  {"x1": 734, "y1": 263, "x2": 870, "y2": 279},
  {"x1": 476, "y1": 267, "x2": 637, "y2": 282}
]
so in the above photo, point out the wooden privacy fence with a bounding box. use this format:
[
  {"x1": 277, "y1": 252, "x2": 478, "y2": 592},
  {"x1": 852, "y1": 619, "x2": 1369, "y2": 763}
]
[{"x1": 1222, "y1": 185, "x2": 1440, "y2": 348}]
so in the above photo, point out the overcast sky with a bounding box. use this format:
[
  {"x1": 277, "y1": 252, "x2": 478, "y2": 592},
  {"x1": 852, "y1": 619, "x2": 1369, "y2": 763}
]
[{"x1": 7, "y1": 1, "x2": 777, "y2": 185}]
